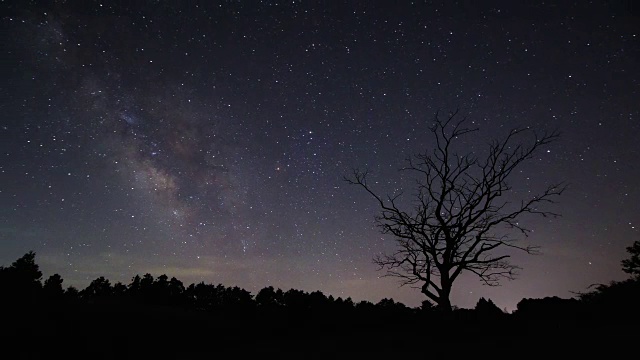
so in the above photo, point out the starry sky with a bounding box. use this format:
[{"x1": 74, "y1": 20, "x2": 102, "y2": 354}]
[{"x1": 1, "y1": 1, "x2": 638, "y2": 311}]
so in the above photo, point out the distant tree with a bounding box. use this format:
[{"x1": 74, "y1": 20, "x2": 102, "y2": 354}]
[
  {"x1": 186, "y1": 282, "x2": 226, "y2": 310},
  {"x1": 0, "y1": 251, "x2": 43, "y2": 305},
  {"x1": 168, "y1": 277, "x2": 185, "y2": 306},
  {"x1": 574, "y1": 240, "x2": 640, "y2": 322},
  {"x1": 128, "y1": 275, "x2": 142, "y2": 295},
  {"x1": 343, "y1": 297, "x2": 354, "y2": 308},
  {"x1": 140, "y1": 273, "x2": 154, "y2": 291},
  {"x1": 332, "y1": 296, "x2": 355, "y2": 313},
  {"x1": 283, "y1": 288, "x2": 309, "y2": 310},
  {"x1": 421, "y1": 299, "x2": 435, "y2": 311},
  {"x1": 376, "y1": 298, "x2": 407, "y2": 312},
  {"x1": 355, "y1": 300, "x2": 375, "y2": 312},
  {"x1": 153, "y1": 274, "x2": 170, "y2": 304},
  {"x1": 578, "y1": 279, "x2": 640, "y2": 313},
  {"x1": 43, "y1": 273, "x2": 65, "y2": 301},
  {"x1": 112, "y1": 282, "x2": 127, "y2": 297},
  {"x1": 223, "y1": 286, "x2": 254, "y2": 309},
  {"x1": 474, "y1": 297, "x2": 504, "y2": 317},
  {"x1": 81, "y1": 276, "x2": 112, "y2": 299},
  {"x1": 168, "y1": 277, "x2": 185, "y2": 296},
  {"x1": 622, "y1": 240, "x2": 640, "y2": 279},
  {"x1": 345, "y1": 111, "x2": 565, "y2": 311},
  {"x1": 515, "y1": 296, "x2": 581, "y2": 319},
  {"x1": 256, "y1": 286, "x2": 284, "y2": 308},
  {"x1": 65, "y1": 286, "x2": 79, "y2": 298},
  {"x1": 308, "y1": 290, "x2": 330, "y2": 309},
  {"x1": 155, "y1": 274, "x2": 169, "y2": 288},
  {"x1": 12, "y1": 251, "x2": 42, "y2": 278}
]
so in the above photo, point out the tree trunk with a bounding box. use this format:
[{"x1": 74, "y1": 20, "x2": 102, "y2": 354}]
[
  {"x1": 438, "y1": 278, "x2": 453, "y2": 312},
  {"x1": 437, "y1": 295, "x2": 452, "y2": 312}
]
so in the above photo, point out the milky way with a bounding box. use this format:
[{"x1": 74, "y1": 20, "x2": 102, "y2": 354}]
[{"x1": 1, "y1": 1, "x2": 639, "y2": 311}]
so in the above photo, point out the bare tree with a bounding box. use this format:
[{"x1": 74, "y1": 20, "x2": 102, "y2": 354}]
[{"x1": 345, "y1": 110, "x2": 565, "y2": 311}]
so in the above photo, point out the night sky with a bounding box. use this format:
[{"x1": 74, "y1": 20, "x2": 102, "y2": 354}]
[{"x1": 1, "y1": 1, "x2": 638, "y2": 312}]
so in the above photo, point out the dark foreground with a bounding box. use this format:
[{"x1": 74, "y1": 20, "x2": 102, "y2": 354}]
[
  {"x1": 3, "y1": 302, "x2": 635, "y2": 359},
  {"x1": 2, "y1": 251, "x2": 638, "y2": 358}
]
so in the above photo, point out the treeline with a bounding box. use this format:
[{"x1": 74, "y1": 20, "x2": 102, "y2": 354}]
[
  {"x1": 2, "y1": 251, "x2": 640, "y2": 339},
  {"x1": 1, "y1": 250, "x2": 639, "y2": 356},
  {"x1": 0, "y1": 252, "x2": 415, "y2": 315}
]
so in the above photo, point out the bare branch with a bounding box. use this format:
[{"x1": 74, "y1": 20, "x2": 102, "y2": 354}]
[{"x1": 344, "y1": 111, "x2": 564, "y2": 311}]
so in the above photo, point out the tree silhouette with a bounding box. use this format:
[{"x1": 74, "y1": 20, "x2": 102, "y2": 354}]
[
  {"x1": 345, "y1": 110, "x2": 565, "y2": 311},
  {"x1": 167, "y1": 276, "x2": 185, "y2": 306},
  {"x1": 575, "y1": 240, "x2": 640, "y2": 322},
  {"x1": 474, "y1": 297, "x2": 504, "y2": 318},
  {"x1": 128, "y1": 274, "x2": 142, "y2": 294},
  {"x1": 43, "y1": 273, "x2": 65, "y2": 302},
  {"x1": 256, "y1": 286, "x2": 284, "y2": 308},
  {"x1": 81, "y1": 276, "x2": 113, "y2": 299},
  {"x1": 65, "y1": 286, "x2": 79, "y2": 299},
  {"x1": 0, "y1": 251, "x2": 43, "y2": 305},
  {"x1": 112, "y1": 282, "x2": 127, "y2": 297},
  {"x1": 622, "y1": 240, "x2": 640, "y2": 279}
]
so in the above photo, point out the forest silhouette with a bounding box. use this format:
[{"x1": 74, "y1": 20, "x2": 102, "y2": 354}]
[{"x1": 1, "y1": 243, "x2": 638, "y2": 357}]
